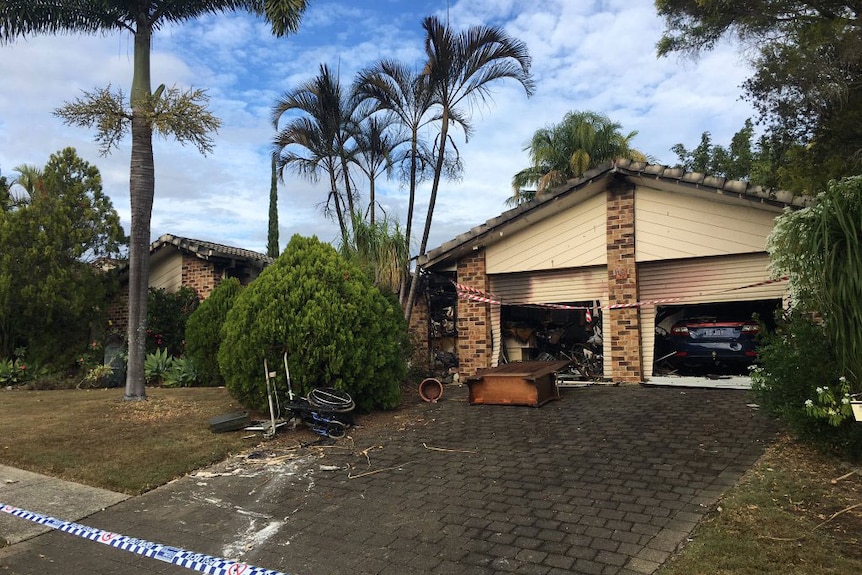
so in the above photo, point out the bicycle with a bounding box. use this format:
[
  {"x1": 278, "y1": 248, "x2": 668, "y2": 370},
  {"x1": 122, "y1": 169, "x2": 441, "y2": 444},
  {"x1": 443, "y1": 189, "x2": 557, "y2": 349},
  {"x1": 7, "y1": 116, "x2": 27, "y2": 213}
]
[
  {"x1": 286, "y1": 387, "x2": 355, "y2": 439},
  {"x1": 260, "y1": 352, "x2": 355, "y2": 439}
]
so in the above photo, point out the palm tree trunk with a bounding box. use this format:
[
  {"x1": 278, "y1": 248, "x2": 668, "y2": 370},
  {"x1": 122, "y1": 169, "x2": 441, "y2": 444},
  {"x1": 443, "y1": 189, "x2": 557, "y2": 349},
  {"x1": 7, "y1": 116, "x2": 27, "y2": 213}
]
[
  {"x1": 124, "y1": 23, "x2": 154, "y2": 401},
  {"x1": 329, "y1": 168, "x2": 349, "y2": 247},
  {"x1": 404, "y1": 110, "x2": 449, "y2": 323},
  {"x1": 399, "y1": 133, "x2": 419, "y2": 307},
  {"x1": 339, "y1": 154, "x2": 356, "y2": 237},
  {"x1": 369, "y1": 176, "x2": 376, "y2": 226}
]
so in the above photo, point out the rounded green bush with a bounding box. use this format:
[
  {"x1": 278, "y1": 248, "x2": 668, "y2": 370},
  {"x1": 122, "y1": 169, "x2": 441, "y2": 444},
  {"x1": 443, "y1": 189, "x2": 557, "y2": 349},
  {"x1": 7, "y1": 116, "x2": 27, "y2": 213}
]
[
  {"x1": 185, "y1": 277, "x2": 243, "y2": 386},
  {"x1": 218, "y1": 235, "x2": 408, "y2": 412}
]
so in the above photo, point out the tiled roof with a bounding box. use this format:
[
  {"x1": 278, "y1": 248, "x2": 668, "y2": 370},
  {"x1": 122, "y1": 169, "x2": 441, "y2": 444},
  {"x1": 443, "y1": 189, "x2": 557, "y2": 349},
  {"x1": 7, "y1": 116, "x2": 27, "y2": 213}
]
[
  {"x1": 419, "y1": 160, "x2": 813, "y2": 268},
  {"x1": 151, "y1": 234, "x2": 273, "y2": 268}
]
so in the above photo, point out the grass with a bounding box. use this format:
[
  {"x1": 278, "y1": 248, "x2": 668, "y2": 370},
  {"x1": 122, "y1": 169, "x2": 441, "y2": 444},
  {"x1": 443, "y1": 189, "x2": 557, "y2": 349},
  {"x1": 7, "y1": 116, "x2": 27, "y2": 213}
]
[
  {"x1": 0, "y1": 387, "x2": 258, "y2": 495},
  {"x1": 658, "y1": 434, "x2": 862, "y2": 575}
]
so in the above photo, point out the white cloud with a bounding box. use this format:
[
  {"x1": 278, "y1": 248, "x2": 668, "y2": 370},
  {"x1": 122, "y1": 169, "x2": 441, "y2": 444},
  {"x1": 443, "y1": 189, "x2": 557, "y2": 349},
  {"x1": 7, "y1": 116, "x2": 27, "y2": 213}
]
[{"x1": 0, "y1": 0, "x2": 757, "y2": 255}]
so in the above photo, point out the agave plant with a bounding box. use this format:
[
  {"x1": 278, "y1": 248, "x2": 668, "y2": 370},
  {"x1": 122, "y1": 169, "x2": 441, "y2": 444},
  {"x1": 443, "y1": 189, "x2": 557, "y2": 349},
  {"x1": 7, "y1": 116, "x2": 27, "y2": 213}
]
[
  {"x1": 162, "y1": 357, "x2": 200, "y2": 388},
  {"x1": 144, "y1": 348, "x2": 174, "y2": 386}
]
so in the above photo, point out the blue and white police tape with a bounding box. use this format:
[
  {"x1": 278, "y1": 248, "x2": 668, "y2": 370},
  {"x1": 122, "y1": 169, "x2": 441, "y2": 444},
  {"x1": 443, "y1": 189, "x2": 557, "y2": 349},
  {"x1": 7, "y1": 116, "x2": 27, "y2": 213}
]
[{"x1": 0, "y1": 503, "x2": 291, "y2": 575}]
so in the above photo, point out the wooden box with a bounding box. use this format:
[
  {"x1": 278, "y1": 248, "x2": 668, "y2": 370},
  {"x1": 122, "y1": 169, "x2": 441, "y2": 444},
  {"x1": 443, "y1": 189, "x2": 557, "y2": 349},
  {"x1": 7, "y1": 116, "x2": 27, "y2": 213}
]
[{"x1": 465, "y1": 360, "x2": 569, "y2": 407}]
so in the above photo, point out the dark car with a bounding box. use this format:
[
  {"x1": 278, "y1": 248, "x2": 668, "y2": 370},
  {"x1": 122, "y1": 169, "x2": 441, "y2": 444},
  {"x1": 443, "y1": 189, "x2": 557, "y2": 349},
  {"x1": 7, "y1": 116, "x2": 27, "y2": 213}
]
[{"x1": 669, "y1": 317, "x2": 759, "y2": 373}]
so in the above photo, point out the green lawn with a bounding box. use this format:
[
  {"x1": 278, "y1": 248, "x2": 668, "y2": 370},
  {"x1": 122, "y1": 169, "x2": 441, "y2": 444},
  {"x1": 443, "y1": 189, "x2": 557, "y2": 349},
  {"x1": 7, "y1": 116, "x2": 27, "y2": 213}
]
[
  {"x1": 0, "y1": 387, "x2": 258, "y2": 494},
  {"x1": 658, "y1": 435, "x2": 862, "y2": 575}
]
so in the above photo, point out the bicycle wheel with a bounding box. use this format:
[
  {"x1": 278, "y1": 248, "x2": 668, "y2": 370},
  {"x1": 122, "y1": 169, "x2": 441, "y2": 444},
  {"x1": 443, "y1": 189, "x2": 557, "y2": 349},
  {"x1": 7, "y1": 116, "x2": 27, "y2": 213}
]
[
  {"x1": 325, "y1": 420, "x2": 347, "y2": 439},
  {"x1": 308, "y1": 387, "x2": 355, "y2": 412}
]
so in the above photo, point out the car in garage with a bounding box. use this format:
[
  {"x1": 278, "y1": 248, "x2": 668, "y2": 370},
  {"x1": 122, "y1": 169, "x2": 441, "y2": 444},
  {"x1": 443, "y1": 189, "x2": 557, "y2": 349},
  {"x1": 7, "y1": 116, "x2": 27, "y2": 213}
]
[{"x1": 668, "y1": 316, "x2": 760, "y2": 373}]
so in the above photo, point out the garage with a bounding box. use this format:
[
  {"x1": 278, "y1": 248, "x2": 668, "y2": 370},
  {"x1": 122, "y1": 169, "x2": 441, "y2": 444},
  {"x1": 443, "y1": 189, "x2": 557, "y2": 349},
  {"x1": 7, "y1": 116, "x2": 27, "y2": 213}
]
[
  {"x1": 490, "y1": 267, "x2": 607, "y2": 376},
  {"x1": 639, "y1": 254, "x2": 788, "y2": 380},
  {"x1": 415, "y1": 160, "x2": 809, "y2": 382}
]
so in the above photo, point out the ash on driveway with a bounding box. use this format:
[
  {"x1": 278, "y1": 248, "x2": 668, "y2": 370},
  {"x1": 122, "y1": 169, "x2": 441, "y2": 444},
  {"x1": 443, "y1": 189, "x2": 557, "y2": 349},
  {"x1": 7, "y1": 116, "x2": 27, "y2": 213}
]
[{"x1": 0, "y1": 383, "x2": 774, "y2": 575}]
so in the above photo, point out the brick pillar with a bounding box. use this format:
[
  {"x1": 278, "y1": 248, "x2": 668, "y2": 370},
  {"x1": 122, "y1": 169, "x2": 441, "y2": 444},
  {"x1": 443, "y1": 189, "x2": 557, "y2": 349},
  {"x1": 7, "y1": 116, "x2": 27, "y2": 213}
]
[
  {"x1": 456, "y1": 250, "x2": 491, "y2": 377},
  {"x1": 407, "y1": 291, "x2": 431, "y2": 369},
  {"x1": 606, "y1": 176, "x2": 643, "y2": 383}
]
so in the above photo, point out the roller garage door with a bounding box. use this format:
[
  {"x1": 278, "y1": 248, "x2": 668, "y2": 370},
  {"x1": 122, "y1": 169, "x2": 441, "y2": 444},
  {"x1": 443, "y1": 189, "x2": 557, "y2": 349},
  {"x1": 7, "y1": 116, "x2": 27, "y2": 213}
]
[
  {"x1": 490, "y1": 267, "x2": 608, "y2": 371},
  {"x1": 639, "y1": 253, "x2": 788, "y2": 378}
]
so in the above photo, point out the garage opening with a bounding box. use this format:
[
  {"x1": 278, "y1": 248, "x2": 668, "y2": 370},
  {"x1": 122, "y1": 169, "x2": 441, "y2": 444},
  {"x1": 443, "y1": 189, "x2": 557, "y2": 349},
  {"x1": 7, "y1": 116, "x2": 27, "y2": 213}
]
[
  {"x1": 653, "y1": 299, "x2": 781, "y2": 376},
  {"x1": 501, "y1": 301, "x2": 603, "y2": 377}
]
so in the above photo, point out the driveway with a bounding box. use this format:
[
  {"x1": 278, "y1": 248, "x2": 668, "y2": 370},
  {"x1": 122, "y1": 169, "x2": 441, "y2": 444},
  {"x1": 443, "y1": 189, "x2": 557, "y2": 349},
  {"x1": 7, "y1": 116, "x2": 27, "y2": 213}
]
[{"x1": 0, "y1": 383, "x2": 774, "y2": 575}]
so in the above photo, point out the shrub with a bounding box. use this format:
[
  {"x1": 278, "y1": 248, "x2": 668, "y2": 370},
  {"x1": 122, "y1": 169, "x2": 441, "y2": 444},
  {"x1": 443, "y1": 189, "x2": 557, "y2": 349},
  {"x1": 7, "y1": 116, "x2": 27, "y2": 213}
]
[
  {"x1": 0, "y1": 357, "x2": 27, "y2": 386},
  {"x1": 146, "y1": 286, "x2": 200, "y2": 355},
  {"x1": 0, "y1": 348, "x2": 49, "y2": 386},
  {"x1": 162, "y1": 357, "x2": 199, "y2": 388},
  {"x1": 144, "y1": 348, "x2": 173, "y2": 386},
  {"x1": 185, "y1": 277, "x2": 242, "y2": 386},
  {"x1": 78, "y1": 364, "x2": 115, "y2": 389},
  {"x1": 750, "y1": 309, "x2": 862, "y2": 459},
  {"x1": 768, "y1": 176, "x2": 862, "y2": 392},
  {"x1": 218, "y1": 235, "x2": 408, "y2": 412}
]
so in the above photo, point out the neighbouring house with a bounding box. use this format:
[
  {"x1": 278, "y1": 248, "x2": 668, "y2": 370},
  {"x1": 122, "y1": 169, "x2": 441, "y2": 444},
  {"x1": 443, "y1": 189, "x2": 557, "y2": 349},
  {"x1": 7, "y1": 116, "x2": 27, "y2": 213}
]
[
  {"x1": 106, "y1": 234, "x2": 272, "y2": 333},
  {"x1": 413, "y1": 159, "x2": 812, "y2": 384}
]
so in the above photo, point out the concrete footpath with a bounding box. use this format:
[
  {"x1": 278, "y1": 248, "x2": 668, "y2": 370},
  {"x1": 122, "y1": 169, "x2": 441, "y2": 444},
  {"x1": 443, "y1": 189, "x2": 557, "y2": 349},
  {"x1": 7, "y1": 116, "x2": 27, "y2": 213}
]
[
  {"x1": 0, "y1": 383, "x2": 775, "y2": 575},
  {"x1": 0, "y1": 466, "x2": 128, "y2": 544}
]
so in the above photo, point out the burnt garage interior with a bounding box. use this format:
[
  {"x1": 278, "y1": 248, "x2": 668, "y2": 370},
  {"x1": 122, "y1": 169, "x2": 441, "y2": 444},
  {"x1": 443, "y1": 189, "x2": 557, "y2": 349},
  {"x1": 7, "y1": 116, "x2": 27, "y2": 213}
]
[
  {"x1": 500, "y1": 303, "x2": 601, "y2": 365},
  {"x1": 423, "y1": 274, "x2": 783, "y2": 382},
  {"x1": 652, "y1": 299, "x2": 782, "y2": 376}
]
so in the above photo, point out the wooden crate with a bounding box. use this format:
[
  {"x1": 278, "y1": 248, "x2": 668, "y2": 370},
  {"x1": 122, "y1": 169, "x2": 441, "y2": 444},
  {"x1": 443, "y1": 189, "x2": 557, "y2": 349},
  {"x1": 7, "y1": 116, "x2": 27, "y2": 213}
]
[{"x1": 465, "y1": 360, "x2": 570, "y2": 407}]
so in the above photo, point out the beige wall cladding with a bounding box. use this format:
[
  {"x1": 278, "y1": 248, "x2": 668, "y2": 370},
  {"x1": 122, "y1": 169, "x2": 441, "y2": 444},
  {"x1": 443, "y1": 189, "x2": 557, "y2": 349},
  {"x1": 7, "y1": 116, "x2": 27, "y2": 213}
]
[
  {"x1": 635, "y1": 187, "x2": 783, "y2": 263},
  {"x1": 638, "y1": 252, "x2": 789, "y2": 378},
  {"x1": 486, "y1": 193, "x2": 607, "y2": 273},
  {"x1": 148, "y1": 251, "x2": 182, "y2": 292}
]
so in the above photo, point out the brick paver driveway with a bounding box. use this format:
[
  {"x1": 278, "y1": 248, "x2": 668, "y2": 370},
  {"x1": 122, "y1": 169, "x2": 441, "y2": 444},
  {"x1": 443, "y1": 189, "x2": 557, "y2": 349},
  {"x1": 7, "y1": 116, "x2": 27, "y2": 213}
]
[{"x1": 0, "y1": 383, "x2": 774, "y2": 575}]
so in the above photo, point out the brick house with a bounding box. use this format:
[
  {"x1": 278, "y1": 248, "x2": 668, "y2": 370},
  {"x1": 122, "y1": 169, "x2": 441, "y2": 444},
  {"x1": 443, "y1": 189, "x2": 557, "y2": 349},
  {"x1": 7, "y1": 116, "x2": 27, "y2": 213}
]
[
  {"x1": 414, "y1": 160, "x2": 810, "y2": 384},
  {"x1": 107, "y1": 234, "x2": 272, "y2": 333}
]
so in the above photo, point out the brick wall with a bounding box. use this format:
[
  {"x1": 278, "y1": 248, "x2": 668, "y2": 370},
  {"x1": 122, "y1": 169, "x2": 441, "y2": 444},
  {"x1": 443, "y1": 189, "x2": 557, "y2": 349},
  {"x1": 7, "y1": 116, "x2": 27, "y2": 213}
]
[
  {"x1": 606, "y1": 176, "x2": 644, "y2": 383},
  {"x1": 408, "y1": 290, "x2": 431, "y2": 369},
  {"x1": 456, "y1": 250, "x2": 491, "y2": 377},
  {"x1": 181, "y1": 255, "x2": 221, "y2": 299},
  {"x1": 105, "y1": 288, "x2": 129, "y2": 337}
]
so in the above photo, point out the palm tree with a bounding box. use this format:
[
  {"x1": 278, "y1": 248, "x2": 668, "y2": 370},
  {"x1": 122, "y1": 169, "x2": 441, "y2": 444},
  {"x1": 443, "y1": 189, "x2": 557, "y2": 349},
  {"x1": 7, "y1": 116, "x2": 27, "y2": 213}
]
[
  {"x1": 273, "y1": 64, "x2": 359, "y2": 246},
  {"x1": 350, "y1": 113, "x2": 405, "y2": 226},
  {"x1": 354, "y1": 61, "x2": 438, "y2": 254},
  {"x1": 353, "y1": 60, "x2": 440, "y2": 305},
  {"x1": 404, "y1": 16, "x2": 535, "y2": 323},
  {"x1": 0, "y1": 1, "x2": 308, "y2": 401},
  {"x1": 508, "y1": 110, "x2": 647, "y2": 205},
  {"x1": 11, "y1": 165, "x2": 44, "y2": 195}
]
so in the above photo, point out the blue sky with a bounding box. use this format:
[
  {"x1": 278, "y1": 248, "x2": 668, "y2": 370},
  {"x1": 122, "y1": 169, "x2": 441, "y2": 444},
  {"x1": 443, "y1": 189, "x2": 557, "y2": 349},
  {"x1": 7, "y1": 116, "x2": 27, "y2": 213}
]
[{"x1": 0, "y1": 0, "x2": 754, "y2": 255}]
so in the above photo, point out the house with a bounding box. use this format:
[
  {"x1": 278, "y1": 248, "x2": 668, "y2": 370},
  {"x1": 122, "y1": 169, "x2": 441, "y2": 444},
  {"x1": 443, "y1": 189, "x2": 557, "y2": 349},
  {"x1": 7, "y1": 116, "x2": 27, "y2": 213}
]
[
  {"x1": 413, "y1": 160, "x2": 811, "y2": 384},
  {"x1": 106, "y1": 234, "x2": 272, "y2": 332}
]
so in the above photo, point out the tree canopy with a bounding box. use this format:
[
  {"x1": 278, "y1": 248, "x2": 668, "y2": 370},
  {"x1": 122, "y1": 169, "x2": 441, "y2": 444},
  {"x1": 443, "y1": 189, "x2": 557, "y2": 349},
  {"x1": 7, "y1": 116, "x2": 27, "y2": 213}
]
[
  {"x1": 0, "y1": 0, "x2": 308, "y2": 400},
  {"x1": 274, "y1": 17, "x2": 533, "y2": 323},
  {"x1": 509, "y1": 110, "x2": 647, "y2": 205},
  {"x1": 671, "y1": 119, "x2": 765, "y2": 181},
  {"x1": 0, "y1": 148, "x2": 126, "y2": 363},
  {"x1": 656, "y1": 1, "x2": 862, "y2": 193}
]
